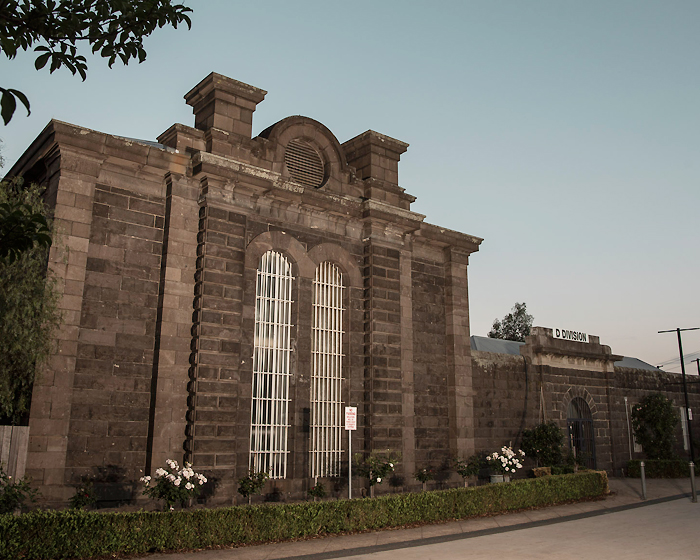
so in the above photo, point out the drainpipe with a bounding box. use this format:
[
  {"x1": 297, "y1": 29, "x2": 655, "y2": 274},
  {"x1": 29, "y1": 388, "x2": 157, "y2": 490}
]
[{"x1": 624, "y1": 397, "x2": 633, "y2": 461}]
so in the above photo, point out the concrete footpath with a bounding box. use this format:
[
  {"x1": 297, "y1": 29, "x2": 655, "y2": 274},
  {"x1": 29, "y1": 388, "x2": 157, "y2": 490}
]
[{"x1": 144, "y1": 478, "x2": 698, "y2": 560}]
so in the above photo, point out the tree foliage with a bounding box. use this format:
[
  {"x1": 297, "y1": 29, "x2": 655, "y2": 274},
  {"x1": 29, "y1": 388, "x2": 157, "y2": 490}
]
[
  {"x1": 0, "y1": 179, "x2": 61, "y2": 424},
  {"x1": 522, "y1": 422, "x2": 564, "y2": 467},
  {"x1": 0, "y1": 0, "x2": 192, "y2": 124},
  {"x1": 0, "y1": 199, "x2": 52, "y2": 262},
  {"x1": 487, "y1": 302, "x2": 533, "y2": 342},
  {"x1": 631, "y1": 393, "x2": 680, "y2": 460}
]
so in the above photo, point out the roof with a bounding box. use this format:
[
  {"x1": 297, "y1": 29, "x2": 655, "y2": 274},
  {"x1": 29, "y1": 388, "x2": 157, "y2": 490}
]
[
  {"x1": 614, "y1": 356, "x2": 662, "y2": 372},
  {"x1": 470, "y1": 335, "x2": 662, "y2": 372},
  {"x1": 470, "y1": 336, "x2": 524, "y2": 355}
]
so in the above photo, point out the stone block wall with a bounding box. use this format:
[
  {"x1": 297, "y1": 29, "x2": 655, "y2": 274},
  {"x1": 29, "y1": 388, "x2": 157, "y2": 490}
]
[
  {"x1": 68, "y1": 183, "x2": 165, "y2": 483},
  {"x1": 471, "y1": 351, "x2": 538, "y2": 454},
  {"x1": 411, "y1": 255, "x2": 450, "y2": 468},
  {"x1": 471, "y1": 348, "x2": 700, "y2": 474}
]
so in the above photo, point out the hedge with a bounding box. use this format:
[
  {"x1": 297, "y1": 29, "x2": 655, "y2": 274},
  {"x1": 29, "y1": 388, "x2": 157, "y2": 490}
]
[
  {"x1": 626, "y1": 459, "x2": 699, "y2": 478},
  {"x1": 0, "y1": 471, "x2": 608, "y2": 560}
]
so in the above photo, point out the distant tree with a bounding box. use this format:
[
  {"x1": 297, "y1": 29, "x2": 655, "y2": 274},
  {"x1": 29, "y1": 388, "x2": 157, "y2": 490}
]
[
  {"x1": 488, "y1": 302, "x2": 533, "y2": 342},
  {"x1": 0, "y1": 0, "x2": 192, "y2": 124},
  {"x1": 0, "y1": 179, "x2": 61, "y2": 424},
  {"x1": 631, "y1": 393, "x2": 680, "y2": 460}
]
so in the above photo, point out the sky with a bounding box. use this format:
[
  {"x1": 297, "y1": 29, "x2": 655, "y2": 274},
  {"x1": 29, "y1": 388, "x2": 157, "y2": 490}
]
[{"x1": 1, "y1": 1, "x2": 699, "y2": 372}]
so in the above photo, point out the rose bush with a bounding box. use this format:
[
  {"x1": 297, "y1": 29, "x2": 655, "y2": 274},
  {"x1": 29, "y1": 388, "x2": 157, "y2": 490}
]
[
  {"x1": 140, "y1": 459, "x2": 207, "y2": 510},
  {"x1": 487, "y1": 446, "x2": 525, "y2": 475}
]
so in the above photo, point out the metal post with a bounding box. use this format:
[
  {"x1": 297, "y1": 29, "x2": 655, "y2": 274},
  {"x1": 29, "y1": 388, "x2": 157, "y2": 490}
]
[
  {"x1": 674, "y1": 329, "x2": 696, "y2": 464},
  {"x1": 659, "y1": 327, "x2": 699, "y2": 503},
  {"x1": 348, "y1": 428, "x2": 352, "y2": 500},
  {"x1": 640, "y1": 461, "x2": 647, "y2": 500},
  {"x1": 690, "y1": 462, "x2": 697, "y2": 503}
]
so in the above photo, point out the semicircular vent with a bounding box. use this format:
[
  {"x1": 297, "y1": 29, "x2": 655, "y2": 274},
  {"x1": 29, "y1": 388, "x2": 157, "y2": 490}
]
[{"x1": 284, "y1": 139, "x2": 325, "y2": 188}]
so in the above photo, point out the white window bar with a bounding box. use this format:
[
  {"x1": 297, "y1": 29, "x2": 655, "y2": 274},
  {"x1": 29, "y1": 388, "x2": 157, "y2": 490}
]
[
  {"x1": 310, "y1": 262, "x2": 345, "y2": 478},
  {"x1": 250, "y1": 251, "x2": 294, "y2": 479}
]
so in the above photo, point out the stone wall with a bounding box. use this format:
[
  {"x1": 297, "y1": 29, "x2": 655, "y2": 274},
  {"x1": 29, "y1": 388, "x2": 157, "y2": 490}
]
[
  {"x1": 472, "y1": 343, "x2": 700, "y2": 474},
  {"x1": 411, "y1": 255, "x2": 450, "y2": 468}
]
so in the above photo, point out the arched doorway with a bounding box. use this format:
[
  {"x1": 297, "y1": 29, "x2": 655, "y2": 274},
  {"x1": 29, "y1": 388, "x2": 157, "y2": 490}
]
[{"x1": 567, "y1": 397, "x2": 596, "y2": 469}]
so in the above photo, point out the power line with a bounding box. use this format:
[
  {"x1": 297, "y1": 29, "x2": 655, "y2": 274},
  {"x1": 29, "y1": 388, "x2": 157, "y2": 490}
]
[{"x1": 655, "y1": 349, "x2": 700, "y2": 368}]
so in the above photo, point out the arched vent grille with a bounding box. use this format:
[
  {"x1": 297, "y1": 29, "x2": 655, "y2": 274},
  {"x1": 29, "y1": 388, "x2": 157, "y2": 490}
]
[{"x1": 284, "y1": 139, "x2": 325, "y2": 188}]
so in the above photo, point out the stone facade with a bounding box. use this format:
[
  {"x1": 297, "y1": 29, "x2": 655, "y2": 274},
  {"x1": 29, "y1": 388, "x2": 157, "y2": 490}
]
[
  {"x1": 8, "y1": 73, "x2": 697, "y2": 507},
  {"x1": 9, "y1": 73, "x2": 481, "y2": 505},
  {"x1": 472, "y1": 327, "x2": 700, "y2": 474}
]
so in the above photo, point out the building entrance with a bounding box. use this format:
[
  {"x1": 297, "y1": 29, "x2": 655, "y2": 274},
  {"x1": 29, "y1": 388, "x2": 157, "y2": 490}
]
[{"x1": 567, "y1": 397, "x2": 596, "y2": 469}]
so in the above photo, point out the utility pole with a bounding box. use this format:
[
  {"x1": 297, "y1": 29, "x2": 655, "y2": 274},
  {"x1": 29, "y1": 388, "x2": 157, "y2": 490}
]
[{"x1": 659, "y1": 327, "x2": 699, "y2": 503}]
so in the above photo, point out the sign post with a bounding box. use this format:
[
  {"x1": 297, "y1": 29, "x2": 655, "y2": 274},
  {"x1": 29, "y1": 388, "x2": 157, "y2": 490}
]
[{"x1": 345, "y1": 406, "x2": 357, "y2": 500}]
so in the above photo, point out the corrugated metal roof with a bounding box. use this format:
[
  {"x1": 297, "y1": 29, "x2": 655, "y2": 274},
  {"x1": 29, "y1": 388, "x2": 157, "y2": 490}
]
[
  {"x1": 470, "y1": 336, "x2": 524, "y2": 355},
  {"x1": 613, "y1": 356, "x2": 662, "y2": 371}
]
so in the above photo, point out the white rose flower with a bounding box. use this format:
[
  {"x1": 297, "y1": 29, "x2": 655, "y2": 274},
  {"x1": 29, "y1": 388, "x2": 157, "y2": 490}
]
[
  {"x1": 174, "y1": 477, "x2": 181, "y2": 487},
  {"x1": 185, "y1": 482, "x2": 194, "y2": 490},
  {"x1": 376, "y1": 477, "x2": 382, "y2": 483}
]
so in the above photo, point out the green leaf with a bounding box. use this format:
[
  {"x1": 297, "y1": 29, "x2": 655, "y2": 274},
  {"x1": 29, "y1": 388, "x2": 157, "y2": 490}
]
[
  {"x1": 34, "y1": 52, "x2": 51, "y2": 70},
  {"x1": 0, "y1": 89, "x2": 17, "y2": 125}
]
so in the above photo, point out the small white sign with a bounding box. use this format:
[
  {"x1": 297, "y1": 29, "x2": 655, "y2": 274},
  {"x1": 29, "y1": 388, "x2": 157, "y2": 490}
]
[
  {"x1": 553, "y1": 328, "x2": 589, "y2": 343},
  {"x1": 689, "y1": 408, "x2": 693, "y2": 421},
  {"x1": 345, "y1": 406, "x2": 357, "y2": 431}
]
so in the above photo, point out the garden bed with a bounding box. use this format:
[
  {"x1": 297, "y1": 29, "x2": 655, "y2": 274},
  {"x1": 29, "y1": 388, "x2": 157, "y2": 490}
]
[{"x1": 0, "y1": 471, "x2": 609, "y2": 560}]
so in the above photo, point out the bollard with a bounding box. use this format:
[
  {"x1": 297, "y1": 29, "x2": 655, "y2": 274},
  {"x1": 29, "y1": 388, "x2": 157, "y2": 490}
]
[
  {"x1": 640, "y1": 461, "x2": 647, "y2": 500},
  {"x1": 690, "y1": 462, "x2": 697, "y2": 503}
]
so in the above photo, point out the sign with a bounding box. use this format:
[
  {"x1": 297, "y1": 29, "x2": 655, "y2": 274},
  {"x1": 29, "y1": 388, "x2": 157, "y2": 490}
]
[
  {"x1": 553, "y1": 328, "x2": 588, "y2": 343},
  {"x1": 345, "y1": 407, "x2": 357, "y2": 431}
]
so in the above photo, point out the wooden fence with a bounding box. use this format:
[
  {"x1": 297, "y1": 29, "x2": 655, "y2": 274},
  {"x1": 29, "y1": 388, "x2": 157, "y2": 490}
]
[{"x1": 0, "y1": 425, "x2": 29, "y2": 479}]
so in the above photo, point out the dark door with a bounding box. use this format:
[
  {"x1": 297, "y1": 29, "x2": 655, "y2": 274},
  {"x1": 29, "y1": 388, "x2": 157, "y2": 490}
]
[{"x1": 567, "y1": 397, "x2": 596, "y2": 469}]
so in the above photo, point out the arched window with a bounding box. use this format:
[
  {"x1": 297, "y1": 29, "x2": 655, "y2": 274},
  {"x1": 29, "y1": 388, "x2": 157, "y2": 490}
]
[
  {"x1": 250, "y1": 251, "x2": 294, "y2": 479},
  {"x1": 567, "y1": 397, "x2": 596, "y2": 469},
  {"x1": 310, "y1": 262, "x2": 345, "y2": 477}
]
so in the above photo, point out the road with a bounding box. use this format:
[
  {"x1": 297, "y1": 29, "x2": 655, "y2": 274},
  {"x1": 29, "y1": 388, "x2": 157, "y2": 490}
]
[{"x1": 348, "y1": 499, "x2": 699, "y2": 560}]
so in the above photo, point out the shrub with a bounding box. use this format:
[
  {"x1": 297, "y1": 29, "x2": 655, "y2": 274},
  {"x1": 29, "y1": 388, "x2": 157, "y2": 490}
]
[
  {"x1": 140, "y1": 460, "x2": 207, "y2": 510},
  {"x1": 354, "y1": 450, "x2": 400, "y2": 496},
  {"x1": 486, "y1": 446, "x2": 525, "y2": 475},
  {"x1": 307, "y1": 483, "x2": 326, "y2": 500},
  {"x1": 414, "y1": 467, "x2": 434, "y2": 484},
  {"x1": 0, "y1": 465, "x2": 38, "y2": 514},
  {"x1": 237, "y1": 470, "x2": 268, "y2": 503},
  {"x1": 551, "y1": 465, "x2": 575, "y2": 475},
  {"x1": 69, "y1": 480, "x2": 97, "y2": 510},
  {"x1": 631, "y1": 393, "x2": 679, "y2": 460},
  {"x1": 454, "y1": 455, "x2": 482, "y2": 487},
  {"x1": 626, "y1": 460, "x2": 699, "y2": 478},
  {"x1": 522, "y1": 422, "x2": 564, "y2": 467},
  {"x1": 0, "y1": 472, "x2": 608, "y2": 560}
]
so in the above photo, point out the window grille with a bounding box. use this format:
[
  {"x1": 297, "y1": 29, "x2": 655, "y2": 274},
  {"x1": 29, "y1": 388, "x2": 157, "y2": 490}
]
[
  {"x1": 250, "y1": 251, "x2": 294, "y2": 479},
  {"x1": 310, "y1": 262, "x2": 345, "y2": 477},
  {"x1": 284, "y1": 138, "x2": 325, "y2": 188}
]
